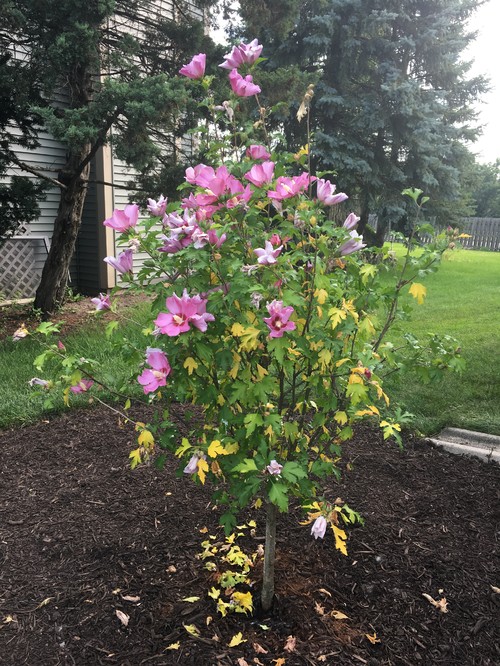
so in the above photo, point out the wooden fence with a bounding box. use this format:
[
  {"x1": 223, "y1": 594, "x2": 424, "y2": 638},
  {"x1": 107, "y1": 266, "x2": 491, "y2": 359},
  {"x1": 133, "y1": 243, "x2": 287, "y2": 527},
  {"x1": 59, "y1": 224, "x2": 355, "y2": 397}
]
[{"x1": 458, "y1": 218, "x2": 500, "y2": 251}]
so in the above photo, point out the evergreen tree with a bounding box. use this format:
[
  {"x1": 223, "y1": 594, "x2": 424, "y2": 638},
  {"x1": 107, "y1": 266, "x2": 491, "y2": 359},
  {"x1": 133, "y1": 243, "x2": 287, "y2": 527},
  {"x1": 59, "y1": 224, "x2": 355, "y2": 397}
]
[
  {"x1": 239, "y1": 0, "x2": 487, "y2": 241},
  {"x1": 1, "y1": 0, "x2": 217, "y2": 313}
]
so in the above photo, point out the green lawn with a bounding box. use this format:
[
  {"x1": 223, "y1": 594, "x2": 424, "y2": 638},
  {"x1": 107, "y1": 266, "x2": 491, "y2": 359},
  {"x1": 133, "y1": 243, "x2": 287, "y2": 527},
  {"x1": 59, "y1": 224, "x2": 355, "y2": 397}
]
[
  {"x1": 383, "y1": 248, "x2": 500, "y2": 435},
  {"x1": 1, "y1": 249, "x2": 499, "y2": 435}
]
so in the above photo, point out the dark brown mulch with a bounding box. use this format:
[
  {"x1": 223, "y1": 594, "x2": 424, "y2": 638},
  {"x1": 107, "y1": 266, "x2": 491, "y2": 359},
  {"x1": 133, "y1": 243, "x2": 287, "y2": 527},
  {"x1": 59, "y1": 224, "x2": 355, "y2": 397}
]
[{"x1": 0, "y1": 406, "x2": 499, "y2": 666}]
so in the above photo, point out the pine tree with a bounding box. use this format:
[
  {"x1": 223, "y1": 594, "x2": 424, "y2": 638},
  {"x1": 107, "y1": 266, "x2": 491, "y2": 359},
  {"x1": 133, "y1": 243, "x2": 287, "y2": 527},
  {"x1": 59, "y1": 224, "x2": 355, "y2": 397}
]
[
  {"x1": 239, "y1": 0, "x2": 487, "y2": 240},
  {"x1": 1, "y1": 0, "x2": 217, "y2": 313}
]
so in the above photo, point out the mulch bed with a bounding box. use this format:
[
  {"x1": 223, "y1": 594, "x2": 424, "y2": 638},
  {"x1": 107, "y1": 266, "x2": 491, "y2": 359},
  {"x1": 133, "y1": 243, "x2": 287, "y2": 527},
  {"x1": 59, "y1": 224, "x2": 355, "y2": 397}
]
[{"x1": 0, "y1": 405, "x2": 499, "y2": 666}]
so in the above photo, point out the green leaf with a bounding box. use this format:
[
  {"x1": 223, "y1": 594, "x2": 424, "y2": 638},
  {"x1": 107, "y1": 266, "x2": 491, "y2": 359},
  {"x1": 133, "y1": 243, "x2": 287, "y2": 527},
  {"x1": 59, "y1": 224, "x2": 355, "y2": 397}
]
[
  {"x1": 281, "y1": 461, "x2": 307, "y2": 483},
  {"x1": 105, "y1": 320, "x2": 119, "y2": 338},
  {"x1": 244, "y1": 413, "x2": 264, "y2": 437},
  {"x1": 232, "y1": 458, "x2": 258, "y2": 473},
  {"x1": 268, "y1": 481, "x2": 289, "y2": 511}
]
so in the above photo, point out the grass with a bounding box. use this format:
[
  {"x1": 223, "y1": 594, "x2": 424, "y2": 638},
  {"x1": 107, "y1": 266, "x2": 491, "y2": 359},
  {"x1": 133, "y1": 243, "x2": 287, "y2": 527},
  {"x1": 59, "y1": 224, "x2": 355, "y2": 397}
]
[
  {"x1": 1, "y1": 248, "x2": 499, "y2": 435},
  {"x1": 382, "y1": 247, "x2": 500, "y2": 435},
  {"x1": 0, "y1": 302, "x2": 152, "y2": 429}
]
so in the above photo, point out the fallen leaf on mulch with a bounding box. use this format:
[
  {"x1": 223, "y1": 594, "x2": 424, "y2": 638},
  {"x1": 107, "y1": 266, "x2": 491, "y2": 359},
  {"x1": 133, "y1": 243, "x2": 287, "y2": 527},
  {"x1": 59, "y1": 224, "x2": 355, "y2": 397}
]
[
  {"x1": 331, "y1": 610, "x2": 349, "y2": 620},
  {"x1": 422, "y1": 593, "x2": 449, "y2": 613},
  {"x1": 253, "y1": 642, "x2": 268, "y2": 654},
  {"x1": 366, "y1": 632, "x2": 381, "y2": 644},
  {"x1": 165, "y1": 642, "x2": 180, "y2": 650},
  {"x1": 236, "y1": 659, "x2": 249, "y2": 666},
  {"x1": 228, "y1": 632, "x2": 247, "y2": 647},
  {"x1": 183, "y1": 623, "x2": 200, "y2": 636},
  {"x1": 284, "y1": 635, "x2": 296, "y2": 652},
  {"x1": 272, "y1": 659, "x2": 286, "y2": 666},
  {"x1": 314, "y1": 601, "x2": 325, "y2": 615},
  {"x1": 115, "y1": 610, "x2": 129, "y2": 627},
  {"x1": 491, "y1": 585, "x2": 500, "y2": 594},
  {"x1": 181, "y1": 596, "x2": 200, "y2": 603},
  {"x1": 121, "y1": 595, "x2": 140, "y2": 603}
]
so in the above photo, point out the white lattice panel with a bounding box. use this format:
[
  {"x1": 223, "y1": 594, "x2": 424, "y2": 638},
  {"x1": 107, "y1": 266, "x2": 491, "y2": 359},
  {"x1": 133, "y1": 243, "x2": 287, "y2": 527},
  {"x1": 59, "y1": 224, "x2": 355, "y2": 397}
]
[{"x1": 0, "y1": 238, "x2": 42, "y2": 299}]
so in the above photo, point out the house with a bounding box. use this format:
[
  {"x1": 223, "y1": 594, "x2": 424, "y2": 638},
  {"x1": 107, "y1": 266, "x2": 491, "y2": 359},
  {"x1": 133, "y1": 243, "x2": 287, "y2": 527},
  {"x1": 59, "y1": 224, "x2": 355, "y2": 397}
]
[{"x1": 0, "y1": 0, "x2": 205, "y2": 303}]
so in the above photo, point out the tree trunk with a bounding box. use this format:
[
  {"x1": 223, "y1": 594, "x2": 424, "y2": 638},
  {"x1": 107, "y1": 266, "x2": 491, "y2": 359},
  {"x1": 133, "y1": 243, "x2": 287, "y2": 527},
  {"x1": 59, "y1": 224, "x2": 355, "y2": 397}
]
[
  {"x1": 34, "y1": 147, "x2": 92, "y2": 315},
  {"x1": 260, "y1": 501, "x2": 277, "y2": 612}
]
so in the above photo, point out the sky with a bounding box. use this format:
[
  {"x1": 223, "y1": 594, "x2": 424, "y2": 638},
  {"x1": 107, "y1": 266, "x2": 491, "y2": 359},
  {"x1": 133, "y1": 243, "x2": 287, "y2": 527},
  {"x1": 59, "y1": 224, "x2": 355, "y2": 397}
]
[{"x1": 465, "y1": 0, "x2": 500, "y2": 164}]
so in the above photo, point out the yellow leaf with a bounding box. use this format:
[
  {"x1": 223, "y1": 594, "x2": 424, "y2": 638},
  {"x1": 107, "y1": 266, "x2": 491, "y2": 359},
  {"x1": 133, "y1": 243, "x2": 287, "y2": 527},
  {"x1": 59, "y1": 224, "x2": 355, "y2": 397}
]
[
  {"x1": 229, "y1": 362, "x2": 240, "y2": 379},
  {"x1": 256, "y1": 364, "x2": 268, "y2": 379},
  {"x1": 138, "y1": 429, "x2": 154, "y2": 449},
  {"x1": 208, "y1": 587, "x2": 220, "y2": 600},
  {"x1": 183, "y1": 357, "x2": 199, "y2": 375},
  {"x1": 217, "y1": 394, "x2": 225, "y2": 405},
  {"x1": 316, "y1": 305, "x2": 323, "y2": 318},
  {"x1": 124, "y1": 399, "x2": 131, "y2": 410},
  {"x1": 224, "y1": 441, "x2": 239, "y2": 454},
  {"x1": 334, "y1": 411, "x2": 348, "y2": 426},
  {"x1": 239, "y1": 326, "x2": 261, "y2": 352},
  {"x1": 199, "y1": 526, "x2": 208, "y2": 533},
  {"x1": 183, "y1": 623, "x2": 200, "y2": 636},
  {"x1": 228, "y1": 632, "x2": 247, "y2": 647},
  {"x1": 231, "y1": 591, "x2": 253, "y2": 613},
  {"x1": 365, "y1": 632, "x2": 381, "y2": 644},
  {"x1": 264, "y1": 425, "x2": 275, "y2": 439},
  {"x1": 342, "y1": 298, "x2": 359, "y2": 322},
  {"x1": 254, "y1": 498, "x2": 263, "y2": 509},
  {"x1": 409, "y1": 282, "x2": 427, "y2": 305},
  {"x1": 332, "y1": 525, "x2": 348, "y2": 556},
  {"x1": 175, "y1": 437, "x2": 191, "y2": 457},
  {"x1": 335, "y1": 358, "x2": 350, "y2": 368},
  {"x1": 314, "y1": 288, "x2": 328, "y2": 305},
  {"x1": 273, "y1": 659, "x2": 286, "y2": 666},
  {"x1": 208, "y1": 440, "x2": 228, "y2": 458},
  {"x1": 328, "y1": 307, "x2": 347, "y2": 330},
  {"x1": 231, "y1": 322, "x2": 246, "y2": 336},
  {"x1": 318, "y1": 348, "x2": 332, "y2": 371},
  {"x1": 166, "y1": 642, "x2": 180, "y2": 650},
  {"x1": 197, "y1": 458, "x2": 209, "y2": 485},
  {"x1": 129, "y1": 448, "x2": 142, "y2": 470},
  {"x1": 181, "y1": 596, "x2": 200, "y2": 603}
]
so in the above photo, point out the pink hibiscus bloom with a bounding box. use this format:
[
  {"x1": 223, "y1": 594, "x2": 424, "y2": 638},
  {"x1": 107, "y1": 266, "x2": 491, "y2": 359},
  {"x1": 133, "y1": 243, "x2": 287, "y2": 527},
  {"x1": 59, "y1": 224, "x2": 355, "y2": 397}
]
[
  {"x1": 254, "y1": 240, "x2": 283, "y2": 265},
  {"x1": 311, "y1": 516, "x2": 327, "y2": 540},
  {"x1": 103, "y1": 204, "x2": 139, "y2": 232},
  {"x1": 104, "y1": 249, "x2": 134, "y2": 275},
  {"x1": 339, "y1": 231, "x2": 366, "y2": 256},
  {"x1": 70, "y1": 379, "x2": 94, "y2": 394},
  {"x1": 147, "y1": 195, "x2": 167, "y2": 217},
  {"x1": 316, "y1": 178, "x2": 348, "y2": 206},
  {"x1": 228, "y1": 69, "x2": 261, "y2": 97},
  {"x1": 267, "y1": 173, "x2": 312, "y2": 201},
  {"x1": 154, "y1": 290, "x2": 215, "y2": 336},
  {"x1": 179, "y1": 53, "x2": 206, "y2": 79},
  {"x1": 263, "y1": 300, "x2": 296, "y2": 338},
  {"x1": 90, "y1": 293, "x2": 111, "y2": 311},
  {"x1": 137, "y1": 348, "x2": 171, "y2": 394},
  {"x1": 244, "y1": 161, "x2": 275, "y2": 187},
  {"x1": 219, "y1": 39, "x2": 263, "y2": 69},
  {"x1": 246, "y1": 144, "x2": 271, "y2": 160}
]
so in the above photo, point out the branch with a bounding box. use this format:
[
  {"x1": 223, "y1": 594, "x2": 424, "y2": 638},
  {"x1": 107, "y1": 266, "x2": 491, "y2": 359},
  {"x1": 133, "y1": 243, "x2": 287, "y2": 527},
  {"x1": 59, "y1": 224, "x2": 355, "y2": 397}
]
[{"x1": 8, "y1": 154, "x2": 67, "y2": 189}]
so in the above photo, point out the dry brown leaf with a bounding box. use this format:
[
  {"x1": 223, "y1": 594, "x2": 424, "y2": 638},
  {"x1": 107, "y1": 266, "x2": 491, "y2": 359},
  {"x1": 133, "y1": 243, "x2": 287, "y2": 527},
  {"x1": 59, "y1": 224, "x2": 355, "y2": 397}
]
[
  {"x1": 253, "y1": 643, "x2": 268, "y2": 654},
  {"x1": 318, "y1": 588, "x2": 332, "y2": 597},
  {"x1": 314, "y1": 601, "x2": 325, "y2": 615},
  {"x1": 115, "y1": 610, "x2": 130, "y2": 627},
  {"x1": 422, "y1": 593, "x2": 449, "y2": 613},
  {"x1": 166, "y1": 565, "x2": 177, "y2": 573},
  {"x1": 317, "y1": 656, "x2": 327, "y2": 663},
  {"x1": 272, "y1": 659, "x2": 286, "y2": 666},
  {"x1": 365, "y1": 632, "x2": 381, "y2": 644},
  {"x1": 284, "y1": 635, "x2": 296, "y2": 653},
  {"x1": 36, "y1": 597, "x2": 54, "y2": 609},
  {"x1": 253, "y1": 660, "x2": 265, "y2": 666},
  {"x1": 491, "y1": 585, "x2": 500, "y2": 594},
  {"x1": 237, "y1": 659, "x2": 250, "y2": 666},
  {"x1": 121, "y1": 595, "x2": 140, "y2": 603},
  {"x1": 331, "y1": 610, "x2": 349, "y2": 620}
]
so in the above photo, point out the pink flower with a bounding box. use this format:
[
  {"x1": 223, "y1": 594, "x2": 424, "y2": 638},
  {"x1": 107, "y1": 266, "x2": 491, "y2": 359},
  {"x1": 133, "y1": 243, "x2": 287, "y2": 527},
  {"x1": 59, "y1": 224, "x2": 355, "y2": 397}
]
[
  {"x1": 311, "y1": 516, "x2": 327, "y2": 540},
  {"x1": 185, "y1": 164, "x2": 216, "y2": 187},
  {"x1": 103, "y1": 204, "x2": 139, "y2": 232},
  {"x1": 179, "y1": 53, "x2": 206, "y2": 79},
  {"x1": 137, "y1": 348, "x2": 171, "y2": 394},
  {"x1": 263, "y1": 300, "x2": 296, "y2": 338},
  {"x1": 316, "y1": 179, "x2": 348, "y2": 206},
  {"x1": 339, "y1": 231, "x2": 366, "y2": 256},
  {"x1": 147, "y1": 195, "x2": 167, "y2": 217},
  {"x1": 90, "y1": 293, "x2": 111, "y2": 311},
  {"x1": 183, "y1": 453, "x2": 206, "y2": 475},
  {"x1": 154, "y1": 290, "x2": 215, "y2": 336},
  {"x1": 254, "y1": 240, "x2": 283, "y2": 265},
  {"x1": 228, "y1": 69, "x2": 261, "y2": 97},
  {"x1": 244, "y1": 161, "x2": 275, "y2": 187},
  {"x1": 104, "y1": 249, "x2": 134, "y2": 275},
  {"x1": 266, "y1": 460, "x2": 283, "y2": 475},
  {"x1": 70, "y1": 379, "x2": 94, "y2": 394},
  {"x1": 219, "y1": 39, "x2": 263, "y2": 69},
  {"x1": 343, "y1": 212, "x2": 360, "y2": 230},
  {"x1": 28, "y1": 377, "x2": 49, "y2": 388},
  {"x1": 246, "y1": 144, "x2": 270, "y2": 160},
  {"x1": 269, "y1": 233, "x2": 282, "y2": 246},
  {"x1": 268, "y1": 173, "x2": 312, "y2": 201}
]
